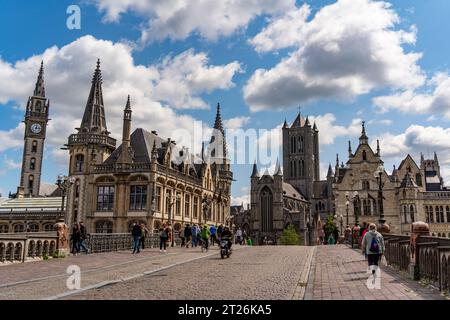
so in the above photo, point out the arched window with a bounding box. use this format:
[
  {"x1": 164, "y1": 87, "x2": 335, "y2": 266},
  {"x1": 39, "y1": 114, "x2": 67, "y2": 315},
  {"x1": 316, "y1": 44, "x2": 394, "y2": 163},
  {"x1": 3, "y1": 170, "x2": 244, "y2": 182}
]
[
  {"x1": 293, "y1": 161, "x2": 297, "y2": 178},
  {"x1": 95, "y1": 220, "x2": 113, "y2": 233},
  {"x1": 301, "y1": 160, "x2": 305, "y2": 177},
  {"x1": 260, "y1": 187, "x2": 273, "y2": 232},
  {"x1": 362, "y1": 180, "x2": 370, "y2": 190},
  {"x1": 30, "y1": 158, "x2": 36, "y2": 170},
  {"x1": 28, "y1": 175, "x2": 34, "y2": 191},
  {"x1": 446, "y1": 206, "x2": 450, "y2": 223},
  {"x1": 0, "y1": 224, "x2": 9, "y2": 233},
  {"x1": 438, "y1": 206, "x2": 444, "y2": 223},
  {"x1": 429, "y1": 206, "x2": 434, "y2": 223},
  {"x1": 14, "y1": 224, "x2": 25, "y2": 233},
  {"x1": 31, "y1": 140, "x2": 38, "y2": 153},
  {"x1": 363, "y1": 199, "x2": 371, "y2": 216},
  {"x1": 28, "y1": 223, "x2": 39, "y2": 232},
  {"x1": 436, "y1": 206, "x2": 441, "y2": 223},
  {"x1": 75, "y1": 154, "x2": 84, "y2": 173},
  {"x1": 43, "y1": 223, "x2": 54, "y2": 232},
  {"x1": 35, "y1": 101, "x2": 42, "y2": 112},
  {"x1": 362, "y1": 150, "x2": 367, "y2": 161},
  {"x1": 416, "y1": 174, "x2": 422, "y2": 186},
  {"x1": 410, "y1": 205, "x2": 415, "y2": 223},
  {"x1": 403, "y1": 206, "x2": 408, "y2": 223},
  {"x1": 298, "y1": 160, "x2": 302, "y2": 178}
]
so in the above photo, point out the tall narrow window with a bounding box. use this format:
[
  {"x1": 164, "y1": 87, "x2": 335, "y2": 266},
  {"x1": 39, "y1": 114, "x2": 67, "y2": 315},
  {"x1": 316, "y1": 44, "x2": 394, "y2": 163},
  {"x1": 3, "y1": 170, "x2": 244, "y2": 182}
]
[
  {"x1": 302, "y1": 160, "x2": 305, "y2": 177},
  {"x1": 30, "y1": 158, "x2": 36, "y2": 170},
  {"x1": 446, "y1": 206, "x2": 450, "y2": 223},
  {"x1": 165, "y1": 190, "x2": 172, "y2": 214},
  {"x1": 31, "y1": 140, "x2": 38, "y2": 153},
  {"x1": 175, "y1": 192, "x2": 181, "y2": 216},
  {"x1": 363, "y1": 200, "x2": 371, "y2": 216},
  {"x1": 75, "y1": 154, "x2": 84, "y2": 173},
  {"x1": 436, "y1": 206, "x2": 441, "y2": 223},
  {"x1": 129, "y1": 185, "x2": 147, "y2": 210},
  {"x1": 96, "y1": 186, "x2": 115, "y2": 211},
  {"x1": 193, "y1": 196, "x2": 198, "y2": 219},
  {"x1": 260, "y1": 187, "x2": 273, "y2": 232},
  {"x1": 156, "y1": 187, "x2": 161, "y2": 211},
  {"x1": 185, "y1": 195, "x2": 190, "y2": 218},
  {"x1": 28, "y1": 175, "x2": 34, "y2": 191},
  {"x1": 410, "y1": 205, "x2": 415, "y2": 223},
  {"x1": 362, "y1": 150, "x2": 367, "y2": 161}
]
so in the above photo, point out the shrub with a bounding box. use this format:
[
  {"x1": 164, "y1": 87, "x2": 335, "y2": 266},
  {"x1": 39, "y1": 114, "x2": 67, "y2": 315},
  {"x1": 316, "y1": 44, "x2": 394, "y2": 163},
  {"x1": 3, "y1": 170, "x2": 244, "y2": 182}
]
[{"x1": 280, "y1": 224, "x2": 300, "y2": 245}]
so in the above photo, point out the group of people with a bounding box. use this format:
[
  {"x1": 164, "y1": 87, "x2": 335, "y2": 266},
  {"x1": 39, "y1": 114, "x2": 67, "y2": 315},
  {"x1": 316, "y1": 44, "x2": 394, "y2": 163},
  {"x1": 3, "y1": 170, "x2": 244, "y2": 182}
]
[
  {"x1": 318, "y1": 227, "x2": 340, "y2": 245},
  {"x1": 70, "y1": 221, "x2": 89, "y2": 255},
  {"x1": 178, "y1": 224, "x2": 234, "y2": 251},
  {"x1": 131, "y1": 222, "x2": 150, "y2": 254}
]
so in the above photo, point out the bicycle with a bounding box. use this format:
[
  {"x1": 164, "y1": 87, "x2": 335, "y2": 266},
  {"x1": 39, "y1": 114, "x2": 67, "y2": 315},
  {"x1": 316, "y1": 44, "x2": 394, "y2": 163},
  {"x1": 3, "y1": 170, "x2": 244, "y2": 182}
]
[{"x1": 199, "y1": 238, "x2": 209, "y2": 252}]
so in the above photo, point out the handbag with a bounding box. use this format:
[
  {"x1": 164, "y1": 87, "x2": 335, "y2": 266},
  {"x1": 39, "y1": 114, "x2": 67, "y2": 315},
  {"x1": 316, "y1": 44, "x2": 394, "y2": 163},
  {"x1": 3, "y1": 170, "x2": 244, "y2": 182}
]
[{"x1": 380, "y1": 255, "x2": 388, "y2": 266}]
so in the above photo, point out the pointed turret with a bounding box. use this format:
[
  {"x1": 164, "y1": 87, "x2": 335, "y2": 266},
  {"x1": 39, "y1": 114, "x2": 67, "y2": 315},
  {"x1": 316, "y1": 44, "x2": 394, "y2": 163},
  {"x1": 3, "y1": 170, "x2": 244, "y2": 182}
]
[
  {"x1": 33, "y1": 61, "x2": 45, "y2": 97},
  {"x1": 283, "y1": 119, "x2": 288, "y2": 128},
  {"x1": 359, "y1": 121, "x2": 368, "y2": 145},
  {"x1": 118, "y1": 95, "x2": 133, "y2": 164},
  {"x1": 251, "y1": 161, "x2": 259, "y2": 178},
  {"x1": 376, "y1": 139, "x2": 380, "y2": 156},
  {"x1": 434, "y1": 152, "x2": 439, "y2": 164},
  {"x1": 313, "y1": 122, "x2": 318, "y2": 131},
  {"x1": 79, "y1": 59, "x2": 109, "y2": 134},
  {"x1": 348, "y1": 141, "x2": 353, "y2": 157},
  {"x1": 210, "y1": 102, "x2": 227, "y2": 159},
  {"x1": 420, "y1": 152, "x2": 425, "y2": 164},
  {"x1": 151, "y1": 140, "x2": 158, "y2": 161},
  {"x1": 274, "y1": 158, "x2": 282, "y2": 176},
  {"x1": 291, "y1": 111, "x2": 305, "y2": 128},
  {"x1": 305, "y1": 116, "x2": 310, "y2": 127},
  {"x1": 327, "y1": 163, "x2": 333, "y2": 178}
]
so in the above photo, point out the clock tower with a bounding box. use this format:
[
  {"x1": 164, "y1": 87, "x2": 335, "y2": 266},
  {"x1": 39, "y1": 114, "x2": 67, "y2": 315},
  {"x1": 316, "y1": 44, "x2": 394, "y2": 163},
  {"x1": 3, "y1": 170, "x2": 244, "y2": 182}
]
[{"x1": 18, "y1": 61, "x2": 50, "y2": 197}]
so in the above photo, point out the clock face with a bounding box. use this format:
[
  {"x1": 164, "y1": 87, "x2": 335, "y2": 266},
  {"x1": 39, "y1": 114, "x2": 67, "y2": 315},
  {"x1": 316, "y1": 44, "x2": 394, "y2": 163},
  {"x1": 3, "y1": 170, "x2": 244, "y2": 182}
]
[{"x1": 30, "y1": 123, "x2": 42, "y2": 134}]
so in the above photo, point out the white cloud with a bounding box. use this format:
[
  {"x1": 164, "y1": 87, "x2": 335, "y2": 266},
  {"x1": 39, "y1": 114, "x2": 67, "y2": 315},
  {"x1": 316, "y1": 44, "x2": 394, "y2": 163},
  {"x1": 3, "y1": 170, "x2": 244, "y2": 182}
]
[
  {"x1": 224, "y1": 116, "x2": 250, "y2": 130},
  {"x1": 93, "y1": 0, "x2": 295, "y2": 44},
  {"x1": 244, "y1": 0, "x2": 424, "y2": 111},
  {"x1": 309, "y1": 113, "x2": 361, "y2": 145},
  {"x1": 373, "y1": 73, "x2": 450, "y2": 119},
  {"x1": 231, "y1": 194, "x2": 250, "y2": 207},
  {"x1": 368, "y1": 119, "x2": 393, "y2": 126},
  {"x1": 249, "y1": 4, "x2": 310, "y2": 53},
  {"x1": 3, "y1": 157, "x2": 22, "y2": 170},
  {"x1": 0, "y1": 36, "x2": 241, "y2": 159}
]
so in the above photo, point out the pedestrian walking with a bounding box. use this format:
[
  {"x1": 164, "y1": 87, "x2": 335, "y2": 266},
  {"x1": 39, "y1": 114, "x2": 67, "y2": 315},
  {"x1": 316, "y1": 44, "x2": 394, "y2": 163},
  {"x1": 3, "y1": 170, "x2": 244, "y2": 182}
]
[
  {"x1": 319, "y1": 228, "x2": 325, "y2": 245},
  {"x1": 71, "y1": 223, "x2": 81, "y2": 255},
  {"x1": 79, "y1": 221, "x2": 89, "y2": 254},
  {"x1": 191, "y1": 224, "x2": 198, "y2": 247},
  {"x1": 327, "y1": 233, "x2": 336, "y2": 245},
  {"x1": 184, "y1": 224, "x2": 192, "y2": 248},
  {"x1": 235, "y1": 228, "x2": 243, "y2": 245},
  {"x1": 362, "y1": 223, "x2": 385, "y2": 275},
  {"x1": 209, "y1": 224, "x2": 217, "y2": 246},
  {"x1": 180, "y1": 225, "x2": 186, "y2": 247},
  {"x1": 139, "y1": 223, "x2": 149, "y2": 250},
  {"x1": 217, "y1": 224, "x2": 223, "y2": 242},
  {"x1": 200, "y1": 225, "x2": 210, "y2": 251},
  {"x1": 131, "y1": 222, "x2": 141, "y2": 254},
  {"x1": 159, "y1": 224, "x2": 169, "y2": 252},
  {"x1": 360, "y1": 222, "x2": 368, "y2": 247}
]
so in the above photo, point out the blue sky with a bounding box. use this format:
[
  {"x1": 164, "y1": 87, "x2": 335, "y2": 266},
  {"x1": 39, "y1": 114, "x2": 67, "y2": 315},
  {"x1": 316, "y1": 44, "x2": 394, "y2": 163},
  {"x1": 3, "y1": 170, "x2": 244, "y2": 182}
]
[{"x1": 1, "y1": 0, "x2": 450, "y2": 205}]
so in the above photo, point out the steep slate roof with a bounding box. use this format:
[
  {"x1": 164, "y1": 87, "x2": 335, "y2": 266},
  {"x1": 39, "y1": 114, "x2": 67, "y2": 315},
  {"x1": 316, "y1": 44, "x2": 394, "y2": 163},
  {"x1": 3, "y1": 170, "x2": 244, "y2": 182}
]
[
  {"x1": 283, "y1": 183, "x2": 307, "y2": 201},
  {"x1": 313, "y1": 181, "x2": 329, "y2": 198}
]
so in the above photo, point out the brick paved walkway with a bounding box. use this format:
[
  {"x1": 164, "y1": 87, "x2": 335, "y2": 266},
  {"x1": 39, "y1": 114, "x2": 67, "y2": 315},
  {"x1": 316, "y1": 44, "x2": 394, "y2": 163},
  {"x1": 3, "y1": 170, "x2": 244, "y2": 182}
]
[
  {"x1": 63, "y1": 246, "x2": 314, "y2": 300},
  {"x1": 305, "y1": 245, "x2": 446, "y2": 300}
]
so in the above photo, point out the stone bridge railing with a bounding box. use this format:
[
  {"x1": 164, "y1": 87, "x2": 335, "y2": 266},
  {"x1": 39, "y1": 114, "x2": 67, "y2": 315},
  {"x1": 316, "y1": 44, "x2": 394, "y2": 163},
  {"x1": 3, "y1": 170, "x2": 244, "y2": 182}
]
[
  {"x1": 384, "y1": 228, "x2": 450, "y2": 292},
  {"x1": 0, "y1": 232, "x2": 59, "y2": 264},
  {"x1": 84, "y1": 232, "x2": 182, "y2": 253}
]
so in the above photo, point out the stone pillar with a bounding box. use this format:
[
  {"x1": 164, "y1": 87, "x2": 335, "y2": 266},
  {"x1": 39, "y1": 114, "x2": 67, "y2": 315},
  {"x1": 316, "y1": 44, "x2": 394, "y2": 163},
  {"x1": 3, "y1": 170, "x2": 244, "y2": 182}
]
[
  {"x1": 409, "y1": 221, "x2": 430, "y2": 280},
  {"x1": 54, "y1": 219, "x2": 70, "y2": 256}
]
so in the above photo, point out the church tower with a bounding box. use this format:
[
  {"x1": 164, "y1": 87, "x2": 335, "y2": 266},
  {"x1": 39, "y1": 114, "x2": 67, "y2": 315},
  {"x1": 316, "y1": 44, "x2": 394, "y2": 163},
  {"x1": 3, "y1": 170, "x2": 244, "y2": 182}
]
[
  {"x1": 18, "y1": 62, "x2": 50, "y2": 197},
  {"x1": 282, "y1": 112, "x2": 320, "y2": 199},
  {"x1": 65, "y1": 60, "x2": 117, "y2": 225}
]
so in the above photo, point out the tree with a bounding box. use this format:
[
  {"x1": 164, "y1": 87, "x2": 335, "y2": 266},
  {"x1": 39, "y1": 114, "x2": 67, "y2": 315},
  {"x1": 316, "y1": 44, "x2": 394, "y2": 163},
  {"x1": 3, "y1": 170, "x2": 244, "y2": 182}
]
[
  {"x1": 280, "y1": 224, "x2": 300, "y2": 245},
  {"x1": 323, "y1": 215, "x2": 337, "y2": 241}
]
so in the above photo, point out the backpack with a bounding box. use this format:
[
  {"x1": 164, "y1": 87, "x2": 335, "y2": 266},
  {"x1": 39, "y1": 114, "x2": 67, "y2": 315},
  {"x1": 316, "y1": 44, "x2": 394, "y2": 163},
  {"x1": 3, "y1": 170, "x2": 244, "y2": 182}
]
[{"x1": 369, "y1": 236, "x2": 380, "y2": 253}]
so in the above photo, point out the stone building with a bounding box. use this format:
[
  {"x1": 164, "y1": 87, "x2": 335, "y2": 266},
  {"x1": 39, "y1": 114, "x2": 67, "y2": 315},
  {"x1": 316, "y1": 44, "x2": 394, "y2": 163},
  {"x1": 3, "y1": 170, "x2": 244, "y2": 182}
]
[
  {"x1": 333, "y1": 123, "x2": 450, "y2": 237},
  {"x1": 65, "y1": 61, "x2": 233, "y2": 233},
  {"x1": 249, "y1": 113, "x2": 333, "y2": 245}
]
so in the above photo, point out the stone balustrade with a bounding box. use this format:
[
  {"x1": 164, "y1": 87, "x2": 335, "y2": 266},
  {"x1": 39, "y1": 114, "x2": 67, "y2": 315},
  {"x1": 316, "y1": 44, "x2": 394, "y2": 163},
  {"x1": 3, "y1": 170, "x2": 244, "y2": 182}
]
[
  {"x1": 0, "y1": 232, "x2": 59, "y2": 264},
  {"x1": 384, "y1": 225, "x2": 450, "y2": 292},
  {"x1": 84, "y1": 232, "x2": 182, "y2": 253}
]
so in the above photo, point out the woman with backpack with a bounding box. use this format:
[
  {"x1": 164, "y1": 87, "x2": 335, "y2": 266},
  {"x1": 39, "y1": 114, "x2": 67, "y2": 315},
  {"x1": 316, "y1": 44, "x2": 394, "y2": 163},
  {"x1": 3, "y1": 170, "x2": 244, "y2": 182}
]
[
  {"x1": 159, "y1": 223, "x2": 169, "y2": 252},
  {"x1": 362, "y1": 223, "x2": 385, "y2": 274}
]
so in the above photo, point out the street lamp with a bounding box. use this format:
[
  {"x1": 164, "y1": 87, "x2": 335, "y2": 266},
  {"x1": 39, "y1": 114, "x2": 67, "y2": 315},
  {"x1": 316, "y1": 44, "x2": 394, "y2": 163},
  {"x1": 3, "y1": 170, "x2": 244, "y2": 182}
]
[
  {"x1": 345, "y1": 191, "x2": 350, "y2": 226},
  {"x1": 166, "y1": 192, "x2": 181, "y2": 247},
  {"x1": 374, "y1": 164, "x2": 389, "y2": 233},
  {"x1": 201, "y1": 195, "x2": 212, "y2": 225},
  {"x1": 56, "y1": 174, "x2": 75, "y2": 224},
  {"x1": 352, "y1": 191, "x2": 360, "y2": 226}
]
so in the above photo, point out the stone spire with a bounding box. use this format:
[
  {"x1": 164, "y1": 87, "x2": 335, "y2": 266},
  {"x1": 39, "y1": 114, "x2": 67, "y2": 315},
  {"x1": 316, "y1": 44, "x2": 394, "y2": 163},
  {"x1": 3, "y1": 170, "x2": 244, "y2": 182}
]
[
  {"x1": 376, "y1": 139, "x2": 380, "y2": 156},
  {"x1": 420, "y1": 152, "x2": 425, "y2": 164},
  {"x1": 359, "y1": 121, "x2": 368, "y2": 145},
  {"x1": 79, "y1": 59, "x2": 108, "y2": 134},
  {"x1": 434, "y1": 152, "x2": 439, "y2": 164},
  {"x1": 33, "y1": 61, "x2": 45, "y2": 97},
  {"x1": 305, "y1": 116, "x2": 310, "y2": 127},
  {"x1": 118, "y1": 95, "x2": 133, "y2": 164},
  {"x1": 210, "y1": 102, "x2": 227, "y2": 158},
  {"x1": 251, "y1": 161, "x2": 259, "y2": 178},
  {"x1": 151, "y1": 140, "x2": 158, "y2": 161},
  {"x1": 348, "y1": 141, "x2": 353, "y2": 157},
  {"x1": 274, "y1": 158, "x2": 282, "y2": 176},
  {"x1": 283, "y1": 119, "x2": 288, "y2": 128},
  {"x1": 327, "y1": 163, "x2": 333, "y2": 178},
  {"x1": 313, "y1": 122, "x2": 318, "y2": 131}
]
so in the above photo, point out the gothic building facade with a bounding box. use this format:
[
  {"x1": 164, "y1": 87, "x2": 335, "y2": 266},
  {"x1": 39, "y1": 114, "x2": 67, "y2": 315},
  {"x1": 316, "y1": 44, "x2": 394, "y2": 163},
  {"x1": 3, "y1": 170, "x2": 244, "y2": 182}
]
[
  {"x1": 65, "y1": 61, "x2": 232, "y2": 233},
  {"x1": 249, "y1": 114, "x2": 333, "y2": 245},
  {"x1": 333, "y1": 123, "x2": 450, "y2": 237}
]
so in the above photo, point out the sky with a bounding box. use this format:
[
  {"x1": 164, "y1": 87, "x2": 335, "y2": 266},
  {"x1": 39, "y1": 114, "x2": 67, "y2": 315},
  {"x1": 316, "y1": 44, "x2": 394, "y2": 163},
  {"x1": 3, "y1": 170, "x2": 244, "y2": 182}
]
[{"x1": 1, "y1": 0, "x2": 450, "y2": 206}]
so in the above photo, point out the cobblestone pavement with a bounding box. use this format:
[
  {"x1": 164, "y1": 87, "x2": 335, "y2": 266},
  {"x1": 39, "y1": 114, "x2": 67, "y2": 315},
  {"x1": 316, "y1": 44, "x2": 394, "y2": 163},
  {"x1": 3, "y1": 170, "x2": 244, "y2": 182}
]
[
  {"x1": 63, "y1": 246, "x2": 315, "y2": 300},
  {"x1": 305, "y1": 245, "x2": 446, "y2": 300},
  {"x1": 0, "y1": 245, "x2": 246, "y2": 300}
]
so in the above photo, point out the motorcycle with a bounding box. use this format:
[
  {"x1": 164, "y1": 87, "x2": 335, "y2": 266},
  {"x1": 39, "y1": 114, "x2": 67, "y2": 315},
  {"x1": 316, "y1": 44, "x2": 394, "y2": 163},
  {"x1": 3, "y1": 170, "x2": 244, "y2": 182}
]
[{"x1": 220, "y1": 238, "x2": 232, "y2": 259}]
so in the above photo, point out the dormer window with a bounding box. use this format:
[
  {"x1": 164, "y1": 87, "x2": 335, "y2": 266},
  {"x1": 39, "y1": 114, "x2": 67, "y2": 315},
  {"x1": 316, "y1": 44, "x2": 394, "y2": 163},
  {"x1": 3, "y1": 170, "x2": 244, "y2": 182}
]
[{"x1": 362, "y1": 150, "x2": 367, "y2": 161}]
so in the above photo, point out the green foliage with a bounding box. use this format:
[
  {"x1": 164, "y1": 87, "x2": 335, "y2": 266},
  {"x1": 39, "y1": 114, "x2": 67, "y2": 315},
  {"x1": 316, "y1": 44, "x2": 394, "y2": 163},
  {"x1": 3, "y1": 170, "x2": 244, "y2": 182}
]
[
  {"x1": 323, "y1": 215, "x2": 337, "y2": 236},
  {"x1": 280, "y1": 224, "x2": 300, "y2": 245},
  {"x1": 43, "y1": 254, "x2": 49, "y2": 260}
]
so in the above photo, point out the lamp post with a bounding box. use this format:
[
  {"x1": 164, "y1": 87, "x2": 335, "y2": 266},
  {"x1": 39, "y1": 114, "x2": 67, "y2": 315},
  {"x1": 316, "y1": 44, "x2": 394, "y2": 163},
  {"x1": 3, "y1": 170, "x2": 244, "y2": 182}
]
[
  {"x1": 339, "y1": 214, "x2": 344, "y2": 237},
  {"x1": 374, "y1": 164, "x2": 389, "y2": 233},
  {"x1": 352, "y1": 191, "x2": 360, "y2": 226},
  {"x1": 201, "y1": 195, "x2": 212, "y2": 226},
  {"x1": 345, "y1": 192, "x2": 350, "y2": 226},
  {"x1": 166, "y1": 192, "x2": 181, "y2": 247},
  {"x1": 56, "y1": 174, "x2": 75, "y2": 224}
]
